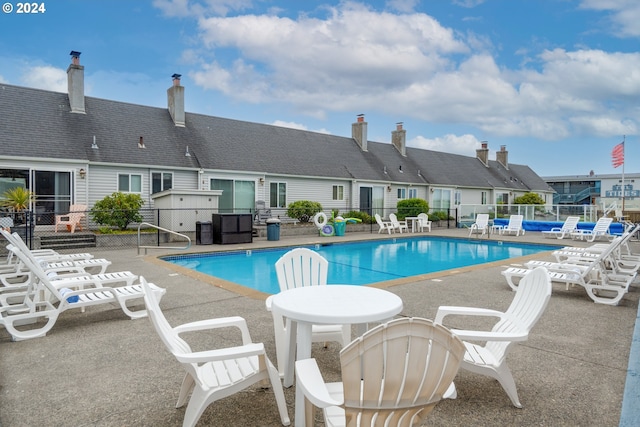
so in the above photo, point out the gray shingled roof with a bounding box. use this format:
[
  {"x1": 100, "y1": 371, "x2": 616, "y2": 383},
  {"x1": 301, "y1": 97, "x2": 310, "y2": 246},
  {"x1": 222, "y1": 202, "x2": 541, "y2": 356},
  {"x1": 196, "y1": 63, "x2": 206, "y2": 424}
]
[{"x1": 0, "y1": 83, "x2": 550, "y2": 192}]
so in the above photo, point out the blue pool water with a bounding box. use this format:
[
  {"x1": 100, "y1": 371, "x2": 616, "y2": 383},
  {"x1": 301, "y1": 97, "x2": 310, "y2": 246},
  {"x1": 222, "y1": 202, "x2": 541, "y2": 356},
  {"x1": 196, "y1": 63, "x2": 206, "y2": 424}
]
[{"x1": 163, "y1": 237, "x2": 558, "y2": 294}]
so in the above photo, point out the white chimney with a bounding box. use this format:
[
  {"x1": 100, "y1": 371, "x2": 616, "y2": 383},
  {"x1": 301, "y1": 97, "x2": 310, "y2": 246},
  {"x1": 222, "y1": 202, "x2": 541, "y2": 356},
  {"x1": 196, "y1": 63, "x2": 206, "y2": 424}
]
[
  {"x1": 391, "y1": 122, "x2": 406, "y2": 156},
  {"x1": 167, "y1": 73, "x2": 185, "y2": 127},
  {"x1": 352, "y1": 114, "x2": 367, "y2": 151},
  {"x1": 67, "y1": 51, "x2": 85, "y2": 114}
]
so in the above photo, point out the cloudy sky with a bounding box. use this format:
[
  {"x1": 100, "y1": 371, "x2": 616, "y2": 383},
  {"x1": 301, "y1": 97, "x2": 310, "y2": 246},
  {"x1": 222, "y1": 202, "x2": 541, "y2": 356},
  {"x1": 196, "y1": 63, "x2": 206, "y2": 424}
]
[{"x1": 1, "y1": 0, "x2": 638, "y2": 176}]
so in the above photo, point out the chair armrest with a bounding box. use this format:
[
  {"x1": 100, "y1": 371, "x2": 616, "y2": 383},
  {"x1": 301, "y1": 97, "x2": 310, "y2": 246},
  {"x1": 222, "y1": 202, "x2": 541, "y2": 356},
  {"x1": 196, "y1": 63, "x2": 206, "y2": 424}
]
[
  {"x1": 434, "y1": 306, "x2": 504, "y2": 324},
  {"x1": 296, "y1": 358, "x2": 343, "y2": 409},
  {"x1": 175, "y1": 343, "x2": 266, "y2": 364},
  {"x1": 174, "y1": 316, "x2": 253, "y2": 345},
  {"x1": 265, "y1": 294, "x2": 273, "y2": 311},
  {"x1": 449, "y1": 328, "x2": 529, "y2": 342}
]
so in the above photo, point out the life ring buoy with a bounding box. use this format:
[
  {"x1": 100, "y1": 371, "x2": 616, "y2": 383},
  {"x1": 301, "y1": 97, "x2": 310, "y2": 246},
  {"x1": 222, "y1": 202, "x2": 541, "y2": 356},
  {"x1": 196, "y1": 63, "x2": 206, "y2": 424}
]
[
  {"x1": 320, "y1": 224, "x2": 334, "y2": 237},
  {"x1": 313, "y1": 212, "x2": 328, "y2": 229}
]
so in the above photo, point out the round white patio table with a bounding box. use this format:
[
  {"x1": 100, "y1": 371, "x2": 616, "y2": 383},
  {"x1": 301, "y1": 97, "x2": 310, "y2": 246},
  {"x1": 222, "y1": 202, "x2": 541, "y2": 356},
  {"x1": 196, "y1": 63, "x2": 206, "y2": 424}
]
[{"x1": 270, "y1": 284, "x2": 404, "y2": 427}]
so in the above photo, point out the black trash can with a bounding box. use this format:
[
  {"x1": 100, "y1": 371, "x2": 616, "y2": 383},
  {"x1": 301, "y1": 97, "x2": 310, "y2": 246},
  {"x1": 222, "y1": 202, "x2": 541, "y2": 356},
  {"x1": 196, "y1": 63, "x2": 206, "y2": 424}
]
[
  {"x1": 196, "y1": 221, "x2": 213, "y2": 245},
  {"x1": 266, "y1": 218, "x2": 281, "y2": 241}
]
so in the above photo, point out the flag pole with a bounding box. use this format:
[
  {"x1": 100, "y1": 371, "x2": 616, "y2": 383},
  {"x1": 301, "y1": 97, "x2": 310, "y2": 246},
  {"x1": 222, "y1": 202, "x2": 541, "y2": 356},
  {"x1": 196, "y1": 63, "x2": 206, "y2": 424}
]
[{"x1": 621, "y1": 135, "x2": 626, "y2": 212}]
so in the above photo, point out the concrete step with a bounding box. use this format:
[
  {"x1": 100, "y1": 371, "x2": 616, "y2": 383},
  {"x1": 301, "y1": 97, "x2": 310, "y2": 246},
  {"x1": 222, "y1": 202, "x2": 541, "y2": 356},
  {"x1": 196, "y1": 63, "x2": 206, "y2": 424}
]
[{"x1": 39, "y1": 233, "x2": 97, "y2": 250}]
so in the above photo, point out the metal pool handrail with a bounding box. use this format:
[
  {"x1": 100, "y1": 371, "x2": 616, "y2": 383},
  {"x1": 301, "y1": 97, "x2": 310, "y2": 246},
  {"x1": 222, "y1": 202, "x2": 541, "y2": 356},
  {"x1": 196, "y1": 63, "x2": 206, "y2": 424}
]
[{"x1": 137, "y1": 222, "x2": 191, "y2": 255}]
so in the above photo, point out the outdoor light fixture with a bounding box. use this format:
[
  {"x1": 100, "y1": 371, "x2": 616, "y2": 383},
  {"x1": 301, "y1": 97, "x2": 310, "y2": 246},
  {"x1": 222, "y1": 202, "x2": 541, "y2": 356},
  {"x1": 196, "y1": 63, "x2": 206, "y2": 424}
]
[
  {"x1": 259, "y1": 177, "x2": 265, "y2": 184},
  {"x1": 79, "y1": 168, "x2": 86, "y2": 179}
]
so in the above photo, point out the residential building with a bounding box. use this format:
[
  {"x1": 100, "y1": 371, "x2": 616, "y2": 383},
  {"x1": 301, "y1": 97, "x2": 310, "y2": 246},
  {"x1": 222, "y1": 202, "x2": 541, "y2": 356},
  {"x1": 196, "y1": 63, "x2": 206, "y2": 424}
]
[{"x1": 0, "y1": 52, "x2": 553, "y2": 228}]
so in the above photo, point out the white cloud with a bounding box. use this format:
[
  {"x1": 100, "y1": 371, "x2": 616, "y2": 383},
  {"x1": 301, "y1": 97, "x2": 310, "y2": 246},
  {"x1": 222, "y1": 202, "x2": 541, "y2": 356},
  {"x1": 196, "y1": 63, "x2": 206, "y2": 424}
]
[
  {"x1": 0, "y1": 75, "x2": 6, "y2": 84},
  {"x1": 21, "y1": 66, "x2": 66, "y2": 92},
  {"x1": 170, "y1": 1, "x2": 640, "y2": 143},
  {"x1": 579, "y1": 0, "x2": 640, "y2": 37}
]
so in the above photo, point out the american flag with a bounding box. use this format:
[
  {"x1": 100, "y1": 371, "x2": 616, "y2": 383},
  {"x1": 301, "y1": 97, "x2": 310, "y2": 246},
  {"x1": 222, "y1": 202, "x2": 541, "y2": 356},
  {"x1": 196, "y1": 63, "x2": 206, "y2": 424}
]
[{"x1": 612, "y1": 142, "x2": 624, "y2": 168}]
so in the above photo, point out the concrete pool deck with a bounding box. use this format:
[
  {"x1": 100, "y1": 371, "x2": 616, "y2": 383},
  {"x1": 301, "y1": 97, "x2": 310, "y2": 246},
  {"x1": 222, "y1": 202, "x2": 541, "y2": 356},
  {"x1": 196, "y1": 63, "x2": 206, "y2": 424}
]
[{"x1": 0, "y1": 227, "x2": 638, "y2": 426}]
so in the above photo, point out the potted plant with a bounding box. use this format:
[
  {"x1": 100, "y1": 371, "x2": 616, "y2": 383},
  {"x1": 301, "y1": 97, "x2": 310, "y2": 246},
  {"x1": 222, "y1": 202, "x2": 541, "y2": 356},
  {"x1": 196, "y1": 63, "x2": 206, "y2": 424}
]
[{"x1": 1, "y1": 187, "x2": 34, "y2": 230}]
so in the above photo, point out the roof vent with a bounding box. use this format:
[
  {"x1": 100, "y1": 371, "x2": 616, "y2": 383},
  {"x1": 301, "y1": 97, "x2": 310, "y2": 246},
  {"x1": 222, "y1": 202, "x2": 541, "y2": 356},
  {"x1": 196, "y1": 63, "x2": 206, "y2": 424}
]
[
  {"x1": 91, "y1": 135, "x2": 99, "y2": 149},
  {"x1": 138, "y1": 136, "x2": 145, "y2": 149},
  {"x1": 185, "y1": 146, "x2": 191, "y2": 157}
]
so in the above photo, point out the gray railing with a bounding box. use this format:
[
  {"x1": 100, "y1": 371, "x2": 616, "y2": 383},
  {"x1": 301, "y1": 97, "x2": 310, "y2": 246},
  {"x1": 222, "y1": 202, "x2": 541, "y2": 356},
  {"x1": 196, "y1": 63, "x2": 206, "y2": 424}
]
[{"x1": 137, "y1": 222, "x2": 191, "y2": 255}]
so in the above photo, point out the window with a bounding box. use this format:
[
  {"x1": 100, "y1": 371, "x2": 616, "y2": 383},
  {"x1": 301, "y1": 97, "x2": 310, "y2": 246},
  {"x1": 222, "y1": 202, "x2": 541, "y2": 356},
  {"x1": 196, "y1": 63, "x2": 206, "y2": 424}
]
[
  {"x1": 454, "y1": 190, "x2": 461, "y2": 205},
  {"x1": 270, "y1": 182, "x2": 287, "y2": 208},
  {"x1": 332, "y1": 185, "x2": 344, "y2": 201},
  {"x1": 118, "y1": 174, "x2": 142, "y2": 193},
  {"x1": 152, "y1": 172, "x2": 173, "y2": 194},
  {"x1": 210, "y1": 179, "x2": 256, "y2": 213},
  {"x1": 397, "y1": 188, "x2": 406, "y2": 199},
  {"x1": 497, "y1": 193, "x2": 509, "y2": 204},
  {"x1": 481, "y1": 191, "x2": 487, "y2": 205},
  {"x1": 432, "y1": 189, "x2": 451, "y2": 210},
  {"x1": 408, "y1": 188, "x2": 417, "y2": 199}
]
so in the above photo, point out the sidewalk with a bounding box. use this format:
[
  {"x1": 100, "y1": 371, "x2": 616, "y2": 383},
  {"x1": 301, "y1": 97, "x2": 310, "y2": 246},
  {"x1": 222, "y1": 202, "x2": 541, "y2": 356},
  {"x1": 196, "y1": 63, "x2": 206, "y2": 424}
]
[{"x1": 0, "y1": 228, "x2": 638, "y2": 426}]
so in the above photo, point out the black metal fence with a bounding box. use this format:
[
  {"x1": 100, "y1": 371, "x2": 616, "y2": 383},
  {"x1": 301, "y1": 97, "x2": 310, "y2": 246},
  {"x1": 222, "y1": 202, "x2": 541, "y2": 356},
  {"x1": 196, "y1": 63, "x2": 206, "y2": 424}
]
[{"x1": 2, "y1": 206, "x2": 459, "y2": 250}]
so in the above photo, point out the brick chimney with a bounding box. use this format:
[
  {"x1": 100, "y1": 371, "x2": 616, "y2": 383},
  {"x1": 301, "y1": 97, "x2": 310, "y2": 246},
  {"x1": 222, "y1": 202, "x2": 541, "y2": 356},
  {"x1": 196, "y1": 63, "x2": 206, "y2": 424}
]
[
  {"x1": 167, "y1": 73, "x2": 185, "y2": 127},
  {"x1": 67, "y1": 51, "x2": 85, "y2": 114},
  {"x1": 496, "y1": 145, "x2": 508, "y2": 169},
  {"x1": 391, "y1": 122, "x2": 406, "y2": 156},
  {"x1": 476, "y1": 141, "x2": 489, "y2": 167},
  {"x1": 352, "y1": 114, "x2": 367, "y2": 151}
]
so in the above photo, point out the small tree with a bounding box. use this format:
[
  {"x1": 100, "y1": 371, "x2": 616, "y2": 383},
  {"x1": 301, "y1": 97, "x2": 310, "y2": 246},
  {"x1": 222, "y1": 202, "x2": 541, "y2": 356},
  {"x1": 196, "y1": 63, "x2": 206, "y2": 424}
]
[
  {"x1": 1, "y1": 187, "x2": 33, "y2": 211},
  {"x1": 396, "y1": 198, "x2": 429, "y2": 220},
  {"x1": 513, "y1": 192, "x2": 545, "y2": 205},
  {"x1": 90, "y1": 192, "x2": 144, "y2": 230},
  {"x1": 286, "y1": 200, "x2": 322, "y2": 223}
]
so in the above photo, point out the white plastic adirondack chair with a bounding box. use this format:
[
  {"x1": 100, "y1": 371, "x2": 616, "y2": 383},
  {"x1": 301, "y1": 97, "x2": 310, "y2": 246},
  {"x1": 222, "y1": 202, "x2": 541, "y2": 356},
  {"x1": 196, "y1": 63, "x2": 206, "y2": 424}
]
[
  {"x1": 435, "y1": 267, "x2": 552, "y2": 408},
  {"x1": 374, "y1": 213, "x2": 394, "y2": 234},
  {"x1": 54, "y1": 204, "x2": 87, "y2": 233},
  {"x1": 141, "y1": 278, "x2": 290, "y2": 427},
  {"x1": 570, "y1": 217, "x2": 613, "y2": 242},
  {"x1": 500, "y1": 215, "x2": 525, "y2": 236},
  {"x1": 389, "y1": 213, "x2": 409, "y2": 233},
  {"x1": 541, "y1": 216, "x2": 580, "y2": 239},
  {"x1": 295, "y1": 317, "x2": 465, "y2": 427},
  {"x1": 468, "y1": 213, "x2": 489, "y2": 237},
  {"x1": 417, "y1": 212, "x2": 432, "y2": 232},
  {"x1": 265, "y1": 248, "x2": 351, "y2": 377}
]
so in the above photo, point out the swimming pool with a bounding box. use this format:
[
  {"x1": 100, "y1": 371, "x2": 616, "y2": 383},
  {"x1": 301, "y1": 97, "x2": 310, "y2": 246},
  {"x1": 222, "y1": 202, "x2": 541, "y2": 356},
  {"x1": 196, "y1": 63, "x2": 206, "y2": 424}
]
[{"x1": 163, "y1": 237, "x2": 558, "y2": 294}]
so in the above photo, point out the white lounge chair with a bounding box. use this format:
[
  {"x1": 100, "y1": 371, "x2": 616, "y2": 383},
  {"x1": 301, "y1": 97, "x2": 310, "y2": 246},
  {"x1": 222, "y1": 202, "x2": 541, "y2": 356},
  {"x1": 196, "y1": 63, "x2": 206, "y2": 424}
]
[
  {"x1": 501, "y1": 238, "x2": 635, "y2": 305},
  {"x1": 468, "y1": 213, "x2": 489, "y2": 237},
  {"x1": 541, "y1": 216, "x2": 580, "y2": 239},
  {"x1": 141, "y1": 277, "x2": 290, "y2": 427},
  {"x1": 295, "y1": 317, "x2": 465, "y2": 427},
  {"x1": 435, "y1": 267, "x2": 552, "y2": 408},
  {"x1": 499, "y1": 214, "x2": 525, "y2": 236},
  {"x1": 389, "y1": 213, "x2": 408, "y2": 233},
  {"x1": 417, "y1": 212, "x2": 432, "y2": 232},
  {"x1": 265, "y1": 247, "x2": 350, "y2": 377},
  {"x1": 0, "y1": 246, "x2": 164, "y2": 341},
  {"x1": 570, "y1": 217, "x2": 613, "y2": 242},
  {"x1": 374, "y1": 213, "x2": 394, "y2": 234}
]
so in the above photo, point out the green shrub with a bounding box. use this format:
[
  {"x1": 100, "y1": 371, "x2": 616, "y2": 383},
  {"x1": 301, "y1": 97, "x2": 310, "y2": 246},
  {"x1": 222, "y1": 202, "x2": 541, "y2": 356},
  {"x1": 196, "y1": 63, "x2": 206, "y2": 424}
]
[
  {"x1": 90, "y1": 192, "x2": 144, "y2": 230},
  {"x1": 430, "y1": 211, "x2": 451, "y2": 221},
  {"x1": 343, "y1": 210, "x2": 373, "y2": 224},
  {"x1": 396, "y1": 198, "x2": 429, "y2": 220},
  {"x1": 286, "y1": 200, "x2": 322, "y2": 223},
  {"x1": 513, "y1": 192, "x2": 545, "y2": 205}
]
